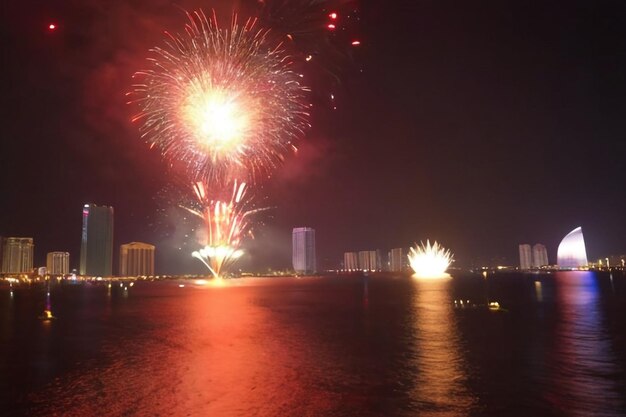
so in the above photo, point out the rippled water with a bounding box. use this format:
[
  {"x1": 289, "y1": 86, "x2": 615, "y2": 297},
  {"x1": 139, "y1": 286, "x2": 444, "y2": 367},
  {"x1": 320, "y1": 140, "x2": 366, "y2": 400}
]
[{"x1": 1, "y1": 272, "x2": 625, "y2": 416}]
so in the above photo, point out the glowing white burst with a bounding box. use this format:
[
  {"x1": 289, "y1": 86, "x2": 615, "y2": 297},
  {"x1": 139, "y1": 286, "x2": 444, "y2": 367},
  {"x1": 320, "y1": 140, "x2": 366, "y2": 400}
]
[
  {"x1": 408, "y1": 240, "x2": 454, "y2": 278},
  {"x1": 192, "y1": 245, "x2": 244, "y2": 279}
]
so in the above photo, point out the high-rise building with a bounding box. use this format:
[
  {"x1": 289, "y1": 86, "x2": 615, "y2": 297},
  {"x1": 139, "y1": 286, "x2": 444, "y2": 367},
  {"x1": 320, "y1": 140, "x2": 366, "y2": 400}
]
[
  {"x1": 557, "y1": 226, "x2": 588, "y2": 269},
  {"x1": 343, "y1": 252, "x2": 359, "y2": 271},
  {"x1": 1, "y1": 237, "x2": 34, "y2": 274},
  {"x1": 292, "y1": 227, "x2": 316, "y2": 274},
  {"x1": 389, "y1": 247, "x2": 405, "y2": 272},
  {"x1": 532, "y1": 244, "x2": 549, "y2": 268},
  {"x1": 358, "y1": 250, "x2": 381, "y2": 272},
  {"x1": 519, "y1": 244, "x2": 532, "y2": 270},
  {"x1": 46, "y1": 252, "x2": 70, "y2": 275},
  {"x1": 80, "y1": 204, "x2": 114, "y2": 276},
  {"x1": 119, "y1": 242, "x2": 155, "y2": 276}
]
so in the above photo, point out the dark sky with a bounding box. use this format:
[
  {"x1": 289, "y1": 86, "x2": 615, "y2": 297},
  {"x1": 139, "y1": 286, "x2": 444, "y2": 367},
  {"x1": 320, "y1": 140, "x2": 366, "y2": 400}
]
[{"x1": 1, "y1": 1, "x2": 625, "y2": 273}]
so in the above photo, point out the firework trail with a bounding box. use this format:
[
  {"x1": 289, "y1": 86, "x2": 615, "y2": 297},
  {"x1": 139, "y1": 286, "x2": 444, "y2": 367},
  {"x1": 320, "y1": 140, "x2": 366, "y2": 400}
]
[
  {"x1": 181, "y1": 180, "x2": 264, "y2": 279},
  {"x1": 130, "y1": 10, "x2": 310, "y2": 185}
]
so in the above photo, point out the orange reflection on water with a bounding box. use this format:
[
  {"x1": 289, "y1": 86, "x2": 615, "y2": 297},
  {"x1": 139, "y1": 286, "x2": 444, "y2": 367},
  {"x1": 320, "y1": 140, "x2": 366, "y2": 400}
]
[{"x1": 410, "y1": 279, "x2": 474, "y2": 415}]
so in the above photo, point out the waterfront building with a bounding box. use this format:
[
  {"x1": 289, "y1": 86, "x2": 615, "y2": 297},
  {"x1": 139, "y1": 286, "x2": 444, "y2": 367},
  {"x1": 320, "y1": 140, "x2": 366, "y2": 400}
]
[
  {"x1": 79, "y1": 204, "x2": 114, "y2": 276},
  {"x1": 1, "y1": 237, "x2": 34, "y2": 274},
  {"x1": 343, "y1": 252, "x2": 359, "y2": 271},
  {"x1": 532, "y1": 244, "x2": 549, "y2": 268},
  {"x1": 518, "y1": 244, "x2": 532, "y2": 270},
  {"x1": 389, "y1": 247, "x2": 405, "y2": 272},
  {"x1": 46, "y1": 252, "x2": 70, "y2": 275},
  {"x1": 119, "y1": 242, "x2": 155, "y2": 276},
  {"x1": 292, "y1": 227, "x2": 316, "y2": 274},
  {"x1": 606, "y1": 254, "x2": 626, "y2": 268},
  {"x1": 358, "y1": 250, "x2": 380, "y2": 272},
  {"x1": 557, "y1": 226, "x2": 588, "y2": 269}
]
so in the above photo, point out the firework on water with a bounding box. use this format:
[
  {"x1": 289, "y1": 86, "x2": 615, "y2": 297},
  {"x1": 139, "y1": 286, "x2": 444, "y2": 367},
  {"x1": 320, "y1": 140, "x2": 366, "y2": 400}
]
[
  {"x1": 181, "y1": 181, "x2": 265, "y2": 279},
  {"x1": 130, "y1": 10, "x2": 310, "y2": 185},
  {"x1": 408, "y1": 240, "x2": 454, "y2": 279}
]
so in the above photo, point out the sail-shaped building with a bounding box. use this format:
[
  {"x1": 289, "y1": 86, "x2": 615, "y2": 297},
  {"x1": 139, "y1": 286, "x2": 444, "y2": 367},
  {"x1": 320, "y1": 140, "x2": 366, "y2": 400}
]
[{"x1": 557, "y1": 227, "x2": 588, "y2": 269}]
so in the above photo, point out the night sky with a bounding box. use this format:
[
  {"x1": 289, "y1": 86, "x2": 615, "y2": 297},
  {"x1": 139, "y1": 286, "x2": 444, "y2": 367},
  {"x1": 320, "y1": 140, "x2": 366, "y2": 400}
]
[{"x1": 1, "y1": 1, "x2": 625, "y2": 273}]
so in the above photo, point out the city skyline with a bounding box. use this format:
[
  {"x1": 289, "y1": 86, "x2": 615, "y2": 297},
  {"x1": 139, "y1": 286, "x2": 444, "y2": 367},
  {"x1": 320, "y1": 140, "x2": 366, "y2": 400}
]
[
  {"x1": 1, "y1": 1, "x2": 625, "y2": 273},
  {"x1": 0, "y1": 208, "x2": 620, "y2": 274}
]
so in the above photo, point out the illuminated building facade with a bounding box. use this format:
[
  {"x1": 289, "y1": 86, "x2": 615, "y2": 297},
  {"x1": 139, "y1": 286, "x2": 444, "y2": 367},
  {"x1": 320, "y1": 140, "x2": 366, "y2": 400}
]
[
  {"x1": 344, "y1": 252, "x2": 359, "y2": 271},
  {"x1": 292, "y1": 227, "x2": 316, "y2": 274},
  {"x1": 119, "y1": 242, "x2": 155, "y2": 276},
  {"x1": 358, "y1": 250, "x2": 381, "y2": 272},
  {"x1": 46, "y1": 252, "x2": 70, "y2": 275},
  {"x1": 519, "y1": 244, "x2": 532, "y2": 270},
  {"x1": 389, "y1": 247, "x2": 405, "y2": 272},
  {"x1": 1, "y1": 237, "x2": 34, "y2": 274},
  {"x1": 532, "y1": 244, "x2": 549, "y2": 268},
  {"x1": 557, "y1": 226, "x2": 588, "y2": 269},
  {"x1": 79, "y1": 204, "x2": 114, "y2": 276}
]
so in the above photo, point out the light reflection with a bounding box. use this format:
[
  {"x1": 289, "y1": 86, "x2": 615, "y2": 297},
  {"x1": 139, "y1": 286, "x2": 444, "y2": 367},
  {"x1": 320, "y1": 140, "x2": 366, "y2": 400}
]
[
  {"x1": 548, "y1": 272, "x2": 622, "y2": 415},
  {"x1": 410, "y1": 279, "x2": 474, "y2": 414},
  {"x1": 534, "y1": 280, "x2": 543, "y2": 302},
  {"x1": 173, "y1": 279, "x2": 282, "y2": 413},
  {"x1": 40, "y1": 282, "x2": 55, "y2": 322}
]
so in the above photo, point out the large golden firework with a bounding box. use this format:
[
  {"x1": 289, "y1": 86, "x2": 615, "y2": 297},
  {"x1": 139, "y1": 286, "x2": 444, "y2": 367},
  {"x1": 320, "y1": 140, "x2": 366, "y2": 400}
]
[{"x1": 131, "y1": 10, "x2": 310, "y2": 184}]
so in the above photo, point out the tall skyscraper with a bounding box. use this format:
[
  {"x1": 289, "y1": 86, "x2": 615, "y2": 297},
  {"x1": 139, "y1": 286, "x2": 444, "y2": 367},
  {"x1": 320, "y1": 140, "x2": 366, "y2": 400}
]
[
  {"x1": 46, "y1": 252, "x2": 70, "y2": 275},
  {"x1": 518, "y1": 244, "x2": 532, "y2": 270},
  {"x1": 119, "y1": 242, "x2": 155, "y2": 276},
  {"x1": 389, "y1": 247, "x2": 405, "y2": 272},
  {"x1": 557, "y1": 226, "x2": 588, "y2": 269},
  {"x1": 292, "y1": 227, "x2": 316, "y2": 274},
  {"x1": 80, "y1": 204, "x2": 114, "y2": 276},
  {"x1": 532, "y1": 244, "x2": 549, "y2": 268},
  {"x1": 1, "y1": 237, "x2": 34, "y2": 274},
  {"x1": 343, "y1": 252, "x2": 359, "y2": 271}
]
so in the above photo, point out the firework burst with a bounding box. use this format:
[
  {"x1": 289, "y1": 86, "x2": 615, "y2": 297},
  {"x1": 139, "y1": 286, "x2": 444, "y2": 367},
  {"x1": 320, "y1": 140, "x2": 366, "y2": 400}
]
[
  {"x1": 130, "y1": 10, "x2": 310, "y2": 184},
  {"x1": 182, "y1": 181, "x2": 264, "y2": 279},
  {"x1": 408, "y1": 240, "x2": 454, "y2": 279}
]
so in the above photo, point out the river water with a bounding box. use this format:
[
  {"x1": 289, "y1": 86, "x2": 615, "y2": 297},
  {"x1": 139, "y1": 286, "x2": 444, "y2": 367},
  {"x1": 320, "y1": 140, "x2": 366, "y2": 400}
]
[{"x1": 1, "y1": 271, "x2": 625, "y2": 416}]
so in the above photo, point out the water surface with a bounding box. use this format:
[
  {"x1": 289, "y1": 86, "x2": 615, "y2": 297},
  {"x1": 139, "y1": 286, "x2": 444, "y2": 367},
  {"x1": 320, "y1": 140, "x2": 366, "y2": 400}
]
[{"x1": 1, "y1": 271, "x2": 624, "y2": 416}]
